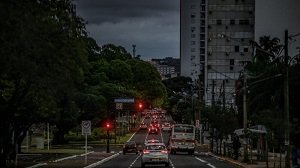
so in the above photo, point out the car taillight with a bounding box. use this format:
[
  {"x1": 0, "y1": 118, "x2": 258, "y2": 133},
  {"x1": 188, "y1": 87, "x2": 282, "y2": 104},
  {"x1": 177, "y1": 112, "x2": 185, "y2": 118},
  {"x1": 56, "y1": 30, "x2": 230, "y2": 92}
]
[
  {"x1": 161, "y1": 150, "x2": 168, "y2": 154},
  {"x1": 143, "y1": 150, "x2": 150, "y2": 154}
]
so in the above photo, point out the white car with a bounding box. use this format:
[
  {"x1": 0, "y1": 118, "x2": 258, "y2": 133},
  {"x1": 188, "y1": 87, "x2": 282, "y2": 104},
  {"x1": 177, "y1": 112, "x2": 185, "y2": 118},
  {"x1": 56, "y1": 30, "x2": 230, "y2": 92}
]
[
  {"x1": 161, "y1": 123, "x2": 171, "y2": 132},
  {"x1": 141, "y1": 143, "x2": 170, "y2": 167}
]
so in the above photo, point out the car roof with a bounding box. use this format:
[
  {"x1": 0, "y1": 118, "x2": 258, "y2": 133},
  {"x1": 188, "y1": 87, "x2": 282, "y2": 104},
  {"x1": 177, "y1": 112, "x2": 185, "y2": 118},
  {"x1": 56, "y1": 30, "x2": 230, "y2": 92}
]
[{"x1": 125, "y1": 141, "x2": 136, "y2": 144}]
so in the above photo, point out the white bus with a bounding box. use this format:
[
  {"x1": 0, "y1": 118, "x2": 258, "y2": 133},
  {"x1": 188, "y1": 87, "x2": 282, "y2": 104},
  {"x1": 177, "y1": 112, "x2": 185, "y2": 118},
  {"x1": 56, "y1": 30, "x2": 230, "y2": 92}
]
[{"x1": 169, "y1": 124, "x2": 196, "y2": 155}]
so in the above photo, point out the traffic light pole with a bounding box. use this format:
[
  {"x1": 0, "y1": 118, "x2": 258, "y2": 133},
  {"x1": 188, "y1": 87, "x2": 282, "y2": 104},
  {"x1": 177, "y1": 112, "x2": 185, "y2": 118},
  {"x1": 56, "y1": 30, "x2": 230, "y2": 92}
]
[{"x1": 106, "y1": 130, "x2": 110, "y2": 153}]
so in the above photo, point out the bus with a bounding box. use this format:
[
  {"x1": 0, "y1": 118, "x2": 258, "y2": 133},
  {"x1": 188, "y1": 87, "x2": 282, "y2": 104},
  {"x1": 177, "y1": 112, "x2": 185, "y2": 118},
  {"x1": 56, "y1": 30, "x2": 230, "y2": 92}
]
[{"x1": 169, "y1": 124, "x2": 196, "y2": 155}]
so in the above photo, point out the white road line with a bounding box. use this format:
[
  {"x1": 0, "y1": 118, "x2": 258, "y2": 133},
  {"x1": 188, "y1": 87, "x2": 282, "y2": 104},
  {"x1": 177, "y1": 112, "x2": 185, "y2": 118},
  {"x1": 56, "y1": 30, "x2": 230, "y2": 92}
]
[
  {"x1": 128, "y1": 154, "x2": 141, "y2": 168},
  {"x1": 169, "y1": 159, "x2": 175, "y2": 168},
  {"x1": 195, "y1": 156, "x2": 207, "y2": 163},
  {"x1": 195, "y1": 156, "x2": 217, "y2": 168},
  {"x1": 207, "y1": 163, "x2": 217, "y2": 168},
  {"x1": 127, "y1": 132, "x2": 137, "y2": 142},
  {"x1": 26, "y1": 163, "x2": 48, "y2": 168}
]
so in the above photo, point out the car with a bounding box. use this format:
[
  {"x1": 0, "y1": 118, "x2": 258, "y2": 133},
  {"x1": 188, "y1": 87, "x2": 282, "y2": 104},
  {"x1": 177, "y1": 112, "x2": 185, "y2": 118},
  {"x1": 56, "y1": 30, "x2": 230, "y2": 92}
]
[
  {"x1": 141, "y1": 143, "x2": 170, "y2": 167},
  {"x1": 161, "y1": 123, "x2": 171, "y2": 132},
  {"x1": 140, "y1": 123, "x2": 148, "y2": 130},
  {"x1": 145, "y1": 139, "x2": 160, "y2": 144},
  {"x1": 148, "y1": 126, "x2": 159, "y2": 134},
  {"x1": 123, "y1": 141, "x2": 138, "y2": 155},
  {"x1": 150, "y1": 120, "x2": 160, "y2": 129}
]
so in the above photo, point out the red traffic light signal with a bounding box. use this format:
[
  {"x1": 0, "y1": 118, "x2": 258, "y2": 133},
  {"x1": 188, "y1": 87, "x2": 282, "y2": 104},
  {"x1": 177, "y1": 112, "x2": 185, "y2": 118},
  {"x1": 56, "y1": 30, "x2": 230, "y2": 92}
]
[
  {"x1": 139, "y1": 103, "x2": 143, "y2": 109},
  {"x1": 106, "y1": 123, "x2": 110, "y2": 129}
]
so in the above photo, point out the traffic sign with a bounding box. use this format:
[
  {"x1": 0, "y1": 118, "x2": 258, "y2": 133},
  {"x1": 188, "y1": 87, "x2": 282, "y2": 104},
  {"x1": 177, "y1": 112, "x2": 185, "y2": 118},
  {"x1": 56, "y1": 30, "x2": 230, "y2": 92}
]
[
  {"x1": 116, "y1": 103, "x2": 123, "y2": 110},
  {"x1": 82, "y1": 120, "x2": 91, "y2": 135},
  {"x1": 195, "y1": 120, "x2": 200, "y2": 128},
  {"x1": 114, "y1": 98, "x2": 134, "y2": 103}
]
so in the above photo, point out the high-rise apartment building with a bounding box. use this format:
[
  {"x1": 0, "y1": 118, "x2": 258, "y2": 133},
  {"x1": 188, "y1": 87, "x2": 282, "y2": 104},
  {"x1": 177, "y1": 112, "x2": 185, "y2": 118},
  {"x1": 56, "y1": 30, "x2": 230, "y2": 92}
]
[{"x1": 180, "y1": 0, "x2": 255, "y2": 106}]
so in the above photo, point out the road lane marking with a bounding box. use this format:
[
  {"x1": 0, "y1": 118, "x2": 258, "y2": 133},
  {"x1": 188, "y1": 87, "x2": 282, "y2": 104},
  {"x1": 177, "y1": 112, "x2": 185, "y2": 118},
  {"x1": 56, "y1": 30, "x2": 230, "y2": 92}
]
[
  {"x1": 195, "y1": 156, "x2": 217, "y2": 168},
  {"x1": 169, "y1": 158, "x2": 175, "y2": 168},
  {"x1": 83, "y1": 151, "x2": 121, "y2": 168},
  {"x1": 195, "y1": 157, "x2": 207, "y2": 163},
  {"x1": 207, "y1": 163, "x2": 217, "y2": 168},
  {"x1": 128, "y1": 154, "x2": 141, "y2": 168}
]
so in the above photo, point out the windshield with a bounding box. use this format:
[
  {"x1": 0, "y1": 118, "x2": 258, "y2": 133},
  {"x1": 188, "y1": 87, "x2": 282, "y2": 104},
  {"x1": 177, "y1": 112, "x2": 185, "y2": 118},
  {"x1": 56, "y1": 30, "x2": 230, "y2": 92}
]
[{"x1": 174, "y1": 125, "x2": 194, "y2": 133}]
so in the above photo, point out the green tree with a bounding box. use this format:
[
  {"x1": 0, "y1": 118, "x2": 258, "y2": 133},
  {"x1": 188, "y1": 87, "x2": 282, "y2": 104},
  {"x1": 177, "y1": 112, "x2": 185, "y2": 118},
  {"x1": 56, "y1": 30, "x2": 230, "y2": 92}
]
[{"x1": 0, "y1": 0, "x2": 88, "y2": 165}]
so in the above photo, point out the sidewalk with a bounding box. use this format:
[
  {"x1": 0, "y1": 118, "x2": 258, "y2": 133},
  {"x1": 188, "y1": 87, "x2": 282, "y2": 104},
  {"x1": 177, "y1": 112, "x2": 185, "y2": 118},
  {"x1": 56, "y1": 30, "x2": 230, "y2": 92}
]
[{"x1": 195, "y1": 144, "x2": 282, "y2": 168}]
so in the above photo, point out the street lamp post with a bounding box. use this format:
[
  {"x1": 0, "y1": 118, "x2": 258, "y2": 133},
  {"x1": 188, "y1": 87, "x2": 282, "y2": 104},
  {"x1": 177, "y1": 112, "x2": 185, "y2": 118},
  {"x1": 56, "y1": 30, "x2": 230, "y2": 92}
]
[
  {"x1": 284, "y1": 29, "x2": 290, "y2": 168},
  {"x1": 284, "y1": 30, "x2": 300, "y2": 168},
  {"x1": 243, "y1": 70, "x2": 248, "y2": 162}
]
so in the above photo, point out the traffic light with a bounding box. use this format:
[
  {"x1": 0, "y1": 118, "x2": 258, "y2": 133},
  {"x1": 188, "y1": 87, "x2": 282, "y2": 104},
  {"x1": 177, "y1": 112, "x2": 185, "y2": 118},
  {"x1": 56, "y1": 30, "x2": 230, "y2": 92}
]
[
  {"x1": 106, "y1": 123, "x2": 111, "y2": 129},
  {"x1": 139, "y1": 103, "x2": 143, "y2": 109}
]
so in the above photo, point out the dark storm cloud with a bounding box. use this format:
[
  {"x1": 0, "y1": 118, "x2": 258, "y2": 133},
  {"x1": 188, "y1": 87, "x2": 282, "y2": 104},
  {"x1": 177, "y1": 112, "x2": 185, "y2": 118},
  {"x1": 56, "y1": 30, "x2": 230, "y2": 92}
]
[
  {"x1": 74, "y1": 0, "x2": 180, "y2": 59},
  {"x1": 75, "y1": 0, "x2": 179, "y2": 25}
]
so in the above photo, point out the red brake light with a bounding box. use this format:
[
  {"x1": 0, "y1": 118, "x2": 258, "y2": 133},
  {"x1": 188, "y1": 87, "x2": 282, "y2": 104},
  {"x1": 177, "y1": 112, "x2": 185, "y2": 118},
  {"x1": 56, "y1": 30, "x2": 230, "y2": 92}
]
[
  {"x1": 143, "y1": 150, "x2": 150, "y2": 154},
  {"x1": 161, "y1": 150, "x2": 168, "y2": 154}
]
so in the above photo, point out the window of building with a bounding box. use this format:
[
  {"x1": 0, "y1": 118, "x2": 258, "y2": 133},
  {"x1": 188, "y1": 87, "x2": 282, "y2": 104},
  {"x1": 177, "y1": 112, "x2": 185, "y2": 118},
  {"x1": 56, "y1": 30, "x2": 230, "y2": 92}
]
[
  {"x1": 201, "y1": 6, "x2": 205, "y2": 11},
  {"x1": 191, "y1": 34, "x2": 196, "y2": 38},
  {"x1": 201, "y1": 0, "x2": 206, "y2": 4},
  {"x1": 235, "y1": 46, "x2": 239, "y2": 52},
  {"x1": 191, "y1": 19, "x2": 196, "y2": 24},
  {"x1": 191, "y1": 27, "x2": 196, "y2": 32},
  {"x1": 217, "y1": 19, "x2": 222, "y2": 25},
  {"x1": 201, "y1": 20, "x2": 205, "y2": 25},
  {"x1": 191, "y1": 14, "x2": 196, "y2": 18},
  {"x1": 244, "y1": 47, "x2": 249, "y2": 52},
  {"x1": 201, "y1": 27, "x2": 205, "y2": 32},
  {"x1": 201, "y1": 13, "x2": 205, "y2": 18},
  {"x1": 200, "y1": 34, "x2": 205, "y2": 40},
  {"x1": 200, "y1": 49, "x2": 205, "y2": 54},
  {"x1": 191, "y1": 41, "x2": 196, "y2": 45},
  {"x1": 191, "y1": 48, "x2": 196, "y2": 52},
  {"x1": 230, "y1": 59, "x2": 235, "y2": 65},
  {"x1": 230, "y1": 19, "x2": 235, "y2": 25},
  {"x1": 239, "y1": 19, "x2": 249, "y2": 25},
  {"x1": 191, "y1": 5, "x2": 196, "y2": 9},
  {"x1": 249, "y1": 11, "x2": 253, "y2": 15},
  {"x1": 200, "y1": 41, "x2": 205, "y2": 47}
]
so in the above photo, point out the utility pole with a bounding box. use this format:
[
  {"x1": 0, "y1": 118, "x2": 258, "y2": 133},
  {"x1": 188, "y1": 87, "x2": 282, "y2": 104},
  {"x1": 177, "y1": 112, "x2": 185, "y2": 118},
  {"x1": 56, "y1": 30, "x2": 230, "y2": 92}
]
[
  {"x1": 243, "y1": 71, "x2": 249, "y2": 162},
  {"x1": 222, "y1": 80, "x2": 226, "y2": 111},
  {"x1": 284, "y1": 29, "x2": 290, "y2": 168},
  {"x1": 132, "y1": 44, "x2": 136, "y2": 58},
  {"x1": 212, "y1": 80, "x2": 215, "y2": 106}
]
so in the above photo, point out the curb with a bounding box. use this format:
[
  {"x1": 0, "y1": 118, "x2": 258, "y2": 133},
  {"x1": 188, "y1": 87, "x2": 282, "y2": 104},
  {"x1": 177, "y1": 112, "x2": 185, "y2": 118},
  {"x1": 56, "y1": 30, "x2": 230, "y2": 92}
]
[{"x1": 207, "y1": 152, "x2": 246, "y2": 168}]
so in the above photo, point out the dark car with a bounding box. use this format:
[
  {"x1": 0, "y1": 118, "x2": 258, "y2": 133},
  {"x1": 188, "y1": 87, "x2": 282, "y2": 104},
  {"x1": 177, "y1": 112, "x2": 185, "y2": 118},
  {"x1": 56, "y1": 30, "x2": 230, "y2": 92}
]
[{"x1": 123, "y1": 141, "x2": 138, "y2": 154}]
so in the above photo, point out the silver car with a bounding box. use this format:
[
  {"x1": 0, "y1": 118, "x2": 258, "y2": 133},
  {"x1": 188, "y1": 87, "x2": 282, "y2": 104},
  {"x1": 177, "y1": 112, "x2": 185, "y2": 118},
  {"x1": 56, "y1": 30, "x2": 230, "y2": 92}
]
[{"x1": 141, "y1": 143, "x2": 170, "y2": 167}]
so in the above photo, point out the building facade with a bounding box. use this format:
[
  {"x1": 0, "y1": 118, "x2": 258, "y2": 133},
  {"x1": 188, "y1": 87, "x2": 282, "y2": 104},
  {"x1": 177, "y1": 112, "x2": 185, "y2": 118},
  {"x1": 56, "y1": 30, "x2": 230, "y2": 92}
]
[
  {"x1": 150, "y1": 57, "x2": 180, "y2": 80},
  {"x1": 180, "y1": 0, "x2": 255, "y2": 106}
]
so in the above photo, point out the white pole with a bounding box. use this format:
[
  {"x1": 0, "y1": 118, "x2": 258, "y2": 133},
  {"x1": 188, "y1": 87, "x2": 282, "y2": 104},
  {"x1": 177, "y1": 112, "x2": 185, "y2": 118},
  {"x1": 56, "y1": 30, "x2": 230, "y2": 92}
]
[{"x1": 85, "y1": 133, "x2": 87, "y2": 165}]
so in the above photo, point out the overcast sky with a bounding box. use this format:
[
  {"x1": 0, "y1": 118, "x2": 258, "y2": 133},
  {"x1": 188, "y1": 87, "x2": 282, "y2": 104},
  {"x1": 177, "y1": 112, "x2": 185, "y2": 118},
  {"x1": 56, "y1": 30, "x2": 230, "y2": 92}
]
[{"x1": 75, "y1": 0, "x2": 180, "y2": 60}]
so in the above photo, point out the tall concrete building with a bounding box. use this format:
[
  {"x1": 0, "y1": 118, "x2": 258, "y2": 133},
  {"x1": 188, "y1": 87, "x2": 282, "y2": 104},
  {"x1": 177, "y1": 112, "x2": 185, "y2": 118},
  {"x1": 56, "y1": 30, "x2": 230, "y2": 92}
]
[{"x1": 180, "y1": 0, "x2": 255, "y2": 106}]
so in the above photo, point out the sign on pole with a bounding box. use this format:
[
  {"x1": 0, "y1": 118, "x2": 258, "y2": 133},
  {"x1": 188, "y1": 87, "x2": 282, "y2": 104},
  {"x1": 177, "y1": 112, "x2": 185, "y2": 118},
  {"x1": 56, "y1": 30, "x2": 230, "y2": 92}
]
[
  {"x1": 114, "y1": 98, "x2": 134, "y2": 103},
  {"x1": 195, "y1": 119, "x2": 200, "y2": 128},
  {"x1": 82, "y1": 120, "x2": 91, "y2": 135},
  {"x1": 116, "y1": 103, "x2": 123, "y2": 110}
]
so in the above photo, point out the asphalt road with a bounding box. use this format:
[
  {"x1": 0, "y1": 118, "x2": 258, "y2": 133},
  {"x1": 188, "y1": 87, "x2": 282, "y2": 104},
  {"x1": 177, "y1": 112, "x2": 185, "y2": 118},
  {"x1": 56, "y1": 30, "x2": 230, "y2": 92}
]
[{"x1": 93, "y1": 116, "x2": 238, "y2": 168}]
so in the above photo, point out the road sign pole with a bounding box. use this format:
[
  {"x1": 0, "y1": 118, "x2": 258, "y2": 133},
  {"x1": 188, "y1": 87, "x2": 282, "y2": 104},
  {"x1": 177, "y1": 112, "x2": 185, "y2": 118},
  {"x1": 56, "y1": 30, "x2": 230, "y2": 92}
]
[{"x1": 85, "y1": 133, "x2": 87, "y2": 165}]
